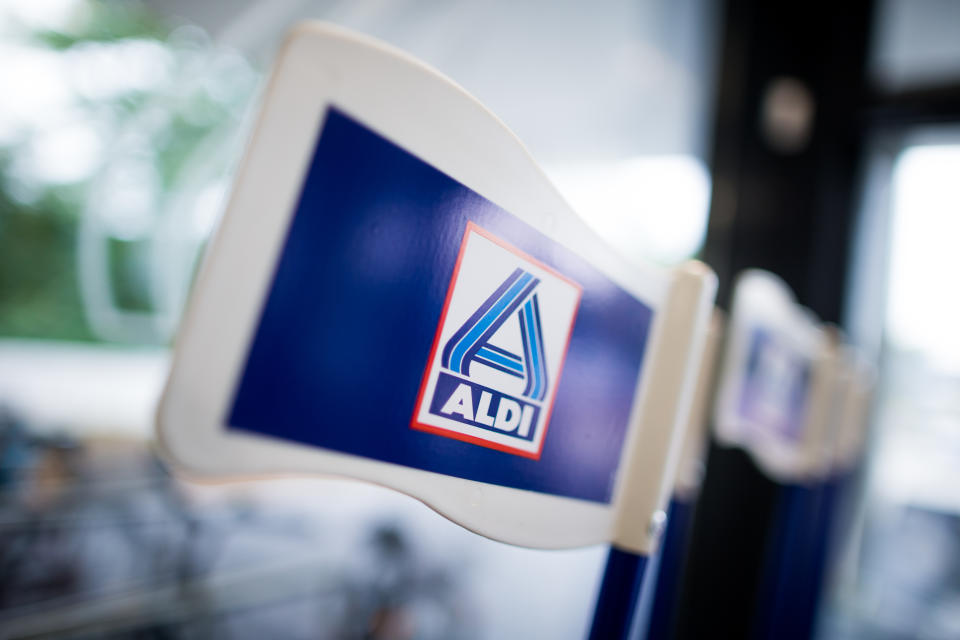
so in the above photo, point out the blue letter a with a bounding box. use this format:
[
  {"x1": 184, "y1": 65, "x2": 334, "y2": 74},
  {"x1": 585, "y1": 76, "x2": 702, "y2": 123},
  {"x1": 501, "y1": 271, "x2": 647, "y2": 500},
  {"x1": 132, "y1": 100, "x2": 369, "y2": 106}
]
[{"x1": 441, "y1": 268, "x2": 549, "y2": 402}]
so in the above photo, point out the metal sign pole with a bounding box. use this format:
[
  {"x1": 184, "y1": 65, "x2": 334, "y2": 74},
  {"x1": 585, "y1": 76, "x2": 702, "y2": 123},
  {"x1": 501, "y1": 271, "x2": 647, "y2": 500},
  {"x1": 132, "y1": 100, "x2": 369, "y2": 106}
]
[{"x1": 588, "y1": 547, "x2": 649, "y2": 640}]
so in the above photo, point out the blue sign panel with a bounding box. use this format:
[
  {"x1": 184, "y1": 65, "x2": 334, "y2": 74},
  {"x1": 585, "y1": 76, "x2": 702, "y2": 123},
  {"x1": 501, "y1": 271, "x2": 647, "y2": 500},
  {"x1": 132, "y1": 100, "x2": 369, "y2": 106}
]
[
  {"x1": 739, "y1": 328, "x2": 811, "y2": 441},
  {"x1": 228, "y1": 107, "x2": 652, "y2": 503}
]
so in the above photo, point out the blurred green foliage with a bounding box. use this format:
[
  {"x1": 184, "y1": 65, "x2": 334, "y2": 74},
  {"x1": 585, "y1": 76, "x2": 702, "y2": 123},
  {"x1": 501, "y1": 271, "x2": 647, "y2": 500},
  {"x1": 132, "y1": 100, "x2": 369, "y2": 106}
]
[
  {"x1": 0, "y1": 0, "x2": 256, "y2": 343},
  {"x1": 0, "y1": 171, "x2": 92, "y2": 340},
  {"x1": 32, "y1": 1, "x2": 167, "y2": 48}
]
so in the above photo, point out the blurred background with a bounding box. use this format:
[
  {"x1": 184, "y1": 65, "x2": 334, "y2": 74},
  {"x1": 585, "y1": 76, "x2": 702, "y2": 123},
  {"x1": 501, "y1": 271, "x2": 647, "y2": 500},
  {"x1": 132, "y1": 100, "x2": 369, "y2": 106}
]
[{"x1": 0, "y1": 0, "x2": 958, "y2": 638}]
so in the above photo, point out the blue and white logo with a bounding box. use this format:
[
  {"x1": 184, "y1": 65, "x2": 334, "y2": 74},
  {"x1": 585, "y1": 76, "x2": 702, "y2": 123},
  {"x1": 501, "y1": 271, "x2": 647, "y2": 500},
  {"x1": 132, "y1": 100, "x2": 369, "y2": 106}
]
[{"x1": 413, "y1": 223, "x2": 581, "y2": 458}]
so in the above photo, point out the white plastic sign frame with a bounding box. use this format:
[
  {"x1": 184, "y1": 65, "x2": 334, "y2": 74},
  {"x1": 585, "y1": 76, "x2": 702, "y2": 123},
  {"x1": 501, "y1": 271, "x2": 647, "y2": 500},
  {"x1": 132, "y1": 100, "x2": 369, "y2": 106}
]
[
  {"x1": 830, "y1": 349, "x2": 874, "y2": 473},
  {"x1": 673, "y1": 310, "x2": 724, "y2": 499},
  {"x1": 713, "y1": 270, "x2": 838, "y2": 483},
  {"x1": 157, "y1": 23, "x2": 716, "y2": 553}
]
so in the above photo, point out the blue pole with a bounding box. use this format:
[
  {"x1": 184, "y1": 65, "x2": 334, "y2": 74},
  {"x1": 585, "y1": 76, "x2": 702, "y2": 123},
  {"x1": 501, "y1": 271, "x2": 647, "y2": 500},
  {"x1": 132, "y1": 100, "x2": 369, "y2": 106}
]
[
  {"x1": 588, "y1": 546, "x2": 649, "y2": 640},
  {"x1": 752, "y1": 480, "x2": 834, "y2": 640},
  {"x1": 644, "y1": 497, "x2": 696, "y2": 639},
  {"x1": 751, "y1": 483, "x2": 814, "y2": 639},
  {"x1": 778, "y1": 474, "x2": 847, "y2": 640}
]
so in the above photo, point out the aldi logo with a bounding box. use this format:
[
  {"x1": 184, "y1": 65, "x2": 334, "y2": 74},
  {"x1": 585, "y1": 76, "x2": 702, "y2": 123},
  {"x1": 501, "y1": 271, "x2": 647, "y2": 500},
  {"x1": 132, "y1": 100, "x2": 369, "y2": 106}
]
[{"x1": 413, "y1": 222, "x2": 582, "y2": 458}]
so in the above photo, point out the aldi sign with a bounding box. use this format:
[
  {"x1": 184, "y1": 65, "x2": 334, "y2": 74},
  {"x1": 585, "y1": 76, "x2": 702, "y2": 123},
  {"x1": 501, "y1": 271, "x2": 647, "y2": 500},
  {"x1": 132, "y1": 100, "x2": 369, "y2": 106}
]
[
  {"x1": 225, "y1": 108, "x2": 651, "y2": 504},
  {"x1": 157, "y1": 23, "x2": 716, "y2": 552}
]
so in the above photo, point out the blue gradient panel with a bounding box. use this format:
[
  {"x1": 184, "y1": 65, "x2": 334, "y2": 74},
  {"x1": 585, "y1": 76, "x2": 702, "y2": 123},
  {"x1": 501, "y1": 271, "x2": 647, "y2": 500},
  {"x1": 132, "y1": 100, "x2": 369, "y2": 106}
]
[
  {"x1": 228, "y1": 107, "x2": 653, "y2": 503},
  {"x1": 739, "y1": 327, "x2": 812, "y2": 441}
]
